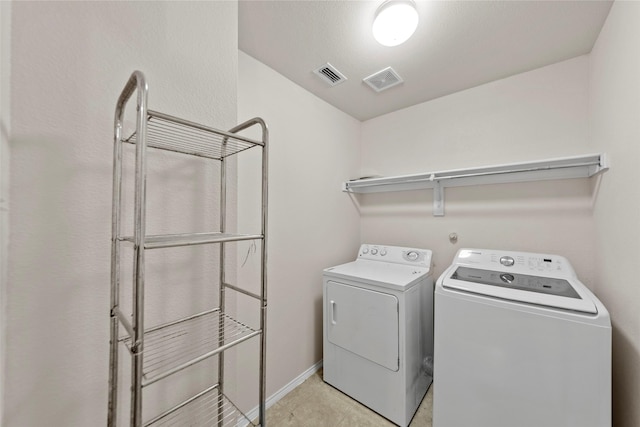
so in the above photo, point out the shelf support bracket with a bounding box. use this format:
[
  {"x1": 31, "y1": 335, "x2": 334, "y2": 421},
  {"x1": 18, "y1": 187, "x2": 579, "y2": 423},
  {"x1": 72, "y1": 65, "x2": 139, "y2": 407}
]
[{"x1": 433, "y1": 181, "x2": 444, "y2": 217}]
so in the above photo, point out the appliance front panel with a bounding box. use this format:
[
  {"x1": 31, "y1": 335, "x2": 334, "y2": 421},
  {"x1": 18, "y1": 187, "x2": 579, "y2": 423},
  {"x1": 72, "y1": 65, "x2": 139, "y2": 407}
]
[
  {"x1": 433, "y1": 291, "x2": 611, "y2": 427},
  {"x1": 326, "y1": 280, "x2": 399, "y2": 371}
]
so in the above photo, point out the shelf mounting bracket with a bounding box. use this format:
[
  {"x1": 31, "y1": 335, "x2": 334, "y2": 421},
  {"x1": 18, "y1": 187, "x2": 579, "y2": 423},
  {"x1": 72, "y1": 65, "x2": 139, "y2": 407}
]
[{"x1": 433, "y1": 181, "x2": 444, "y2": 217}]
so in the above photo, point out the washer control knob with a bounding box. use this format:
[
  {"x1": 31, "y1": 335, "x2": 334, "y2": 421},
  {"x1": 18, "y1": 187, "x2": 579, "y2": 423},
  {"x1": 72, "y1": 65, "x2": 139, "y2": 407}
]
[
  {"x1": 371, "y1": 248, "x2": 378, "y2": 255},
  {"x1": 500, "y1": 273, "x2": 515, "y2": 284},
  {"x1": 380, "y1": 248, "x2": 387, "y2": 256},
  {"x1": 500, "y1": 256, "x2": 515, "y2": 267},
  {"x1": 362, "y1": 246, "x2": 369, "y2": 254},
  {"x1": 406, "y1": 251, "x2": 419, "y2": 261}
]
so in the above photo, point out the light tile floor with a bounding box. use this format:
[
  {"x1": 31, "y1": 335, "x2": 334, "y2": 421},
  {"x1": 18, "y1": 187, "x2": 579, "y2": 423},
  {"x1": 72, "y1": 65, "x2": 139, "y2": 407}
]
[{"x1": 262, "y1": 369, "x2": 433, "y2": 426}]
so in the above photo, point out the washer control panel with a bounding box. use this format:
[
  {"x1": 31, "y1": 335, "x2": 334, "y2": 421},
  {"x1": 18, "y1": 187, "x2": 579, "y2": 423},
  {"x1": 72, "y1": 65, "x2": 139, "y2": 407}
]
[
  {"x1": 359, "y1": 244, "x2": 432, "y2": 267},
  {"x1": 453, "y1": 248, "x2": 576, "y2": 278}
]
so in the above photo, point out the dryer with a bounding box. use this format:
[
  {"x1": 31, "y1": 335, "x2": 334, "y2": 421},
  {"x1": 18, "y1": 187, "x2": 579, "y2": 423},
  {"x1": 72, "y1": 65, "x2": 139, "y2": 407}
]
[
  {"x1": 323, "y1": 244, "x2": 433, "y2": 427},
  {"x1": 434, "y1": 248, "x2": 611, "y2": 427}
]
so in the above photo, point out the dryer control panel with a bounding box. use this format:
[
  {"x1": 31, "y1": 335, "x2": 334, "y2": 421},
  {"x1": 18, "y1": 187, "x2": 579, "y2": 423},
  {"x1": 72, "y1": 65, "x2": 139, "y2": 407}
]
[
  {"x1": 453, "y1": 248, "x2": 576, "y2": 278},
  {"x1": 359, "y1": 244, "x2": 432, "y2": 267}
]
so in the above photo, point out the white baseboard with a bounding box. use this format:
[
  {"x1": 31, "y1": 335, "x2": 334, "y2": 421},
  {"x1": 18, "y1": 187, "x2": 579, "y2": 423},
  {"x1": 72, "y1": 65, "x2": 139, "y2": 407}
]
[{"x1": 239, "y1": 359, "x2": 323, "y2": 426}]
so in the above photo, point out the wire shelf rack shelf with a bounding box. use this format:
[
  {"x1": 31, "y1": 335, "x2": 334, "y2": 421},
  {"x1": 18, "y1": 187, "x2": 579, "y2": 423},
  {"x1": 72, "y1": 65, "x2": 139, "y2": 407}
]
[
  {"x1": 144, "y1": 385, "x2": 254, "y2": 427},
  {"x1": 124, "y1": 110, "x2": 264, "y2": 160}
]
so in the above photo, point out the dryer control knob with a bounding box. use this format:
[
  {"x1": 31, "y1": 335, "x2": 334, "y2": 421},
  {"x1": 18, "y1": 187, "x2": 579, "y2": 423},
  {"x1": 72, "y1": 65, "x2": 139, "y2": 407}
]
[
  {"x1": 362, "y1": 246, "x2": 369, "y2": 254},
  {"x1": 371, "y1": 248, "x2": 378, "y2": 255},
  {"x1": 406, "y1": 251, "x2": 419, "y2": 261},
  {"x1": 380, "y1": 248, "x2": 387, "y2": 256}
]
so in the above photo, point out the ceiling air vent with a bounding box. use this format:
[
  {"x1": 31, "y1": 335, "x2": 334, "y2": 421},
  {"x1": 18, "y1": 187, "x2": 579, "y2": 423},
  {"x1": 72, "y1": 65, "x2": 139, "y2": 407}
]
[
  {"x1": 363, "y1": 67, "x2": 403, "y2": 92},
  {"x1": 313, "y1": 63, "x2": 347, "y2": 87}
]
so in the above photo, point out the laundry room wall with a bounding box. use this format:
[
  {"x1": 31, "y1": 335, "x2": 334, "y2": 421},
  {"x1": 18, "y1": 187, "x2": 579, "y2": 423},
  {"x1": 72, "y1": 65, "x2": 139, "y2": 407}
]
[
  {"x1": 5, "y1": 2, "x2": 238, "y2": 426},
  {"x1": 359, "y1": 55, "x2": 597, "y2": 286},
  {"x1": 589, "y1": 2, "x2": 640, "y2": 426},
  {"x1": 237, "y1": 51, "x2": 361, "y2": 411},
  {"x1": 0, "y1": 1, "x2": 11, "y2": 423}
]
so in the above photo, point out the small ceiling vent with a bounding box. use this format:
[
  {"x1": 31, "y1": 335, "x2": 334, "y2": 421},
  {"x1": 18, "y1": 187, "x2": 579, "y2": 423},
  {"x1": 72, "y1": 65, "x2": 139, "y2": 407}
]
[
  {"x1": 363, "y1": 67, "x2": 403, "y2": 92},
  {"x1": 313, "y1": 63, "x2": 347, "y2": 87}
]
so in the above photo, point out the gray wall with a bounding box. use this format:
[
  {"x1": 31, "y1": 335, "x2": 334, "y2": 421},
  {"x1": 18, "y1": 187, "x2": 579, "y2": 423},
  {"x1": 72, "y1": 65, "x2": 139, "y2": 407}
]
[
  {"x1": 1, "y1": 1, "x2": 12, "y2": 423},
  {"x1": 5, "y1": 2, "x2": 237, "y2": 425},
  {"x1": 590, "y1": 2, "x2": 640, "y2": 426},
  {"x1": 237, "y1": 51, "x2": 361, "y2": 411},
  {"x1": 360, "y1": 56, "x2": 596, "y2": 285}
]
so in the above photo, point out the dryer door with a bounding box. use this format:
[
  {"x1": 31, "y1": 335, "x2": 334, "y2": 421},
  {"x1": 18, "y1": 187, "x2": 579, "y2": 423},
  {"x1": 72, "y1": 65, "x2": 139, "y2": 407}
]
[{"x1": 326, "y1": 280, "x2": 399, "y2": 371}]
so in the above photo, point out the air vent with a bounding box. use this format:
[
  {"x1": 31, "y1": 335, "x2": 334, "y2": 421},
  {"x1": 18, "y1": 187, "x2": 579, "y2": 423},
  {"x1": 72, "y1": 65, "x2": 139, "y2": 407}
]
[
  {"x1": 363, "y1": 67, "x2": 403, "y2": 92},
  {"x1": 313, "y1": 63, "x2": 347, "y2": 87}
]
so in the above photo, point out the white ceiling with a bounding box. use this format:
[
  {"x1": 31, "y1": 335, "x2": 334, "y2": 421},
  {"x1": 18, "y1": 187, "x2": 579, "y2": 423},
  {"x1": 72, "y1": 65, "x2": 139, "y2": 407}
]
[{"x1": 239, "y1": 0, "x2": 613, "y2": 121}]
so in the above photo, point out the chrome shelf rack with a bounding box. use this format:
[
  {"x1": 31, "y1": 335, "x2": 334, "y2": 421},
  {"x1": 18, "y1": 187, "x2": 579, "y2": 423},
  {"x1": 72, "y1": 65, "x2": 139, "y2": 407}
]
[{"x1": 108, "y1": 71, "x2": 268, "y2": 427}]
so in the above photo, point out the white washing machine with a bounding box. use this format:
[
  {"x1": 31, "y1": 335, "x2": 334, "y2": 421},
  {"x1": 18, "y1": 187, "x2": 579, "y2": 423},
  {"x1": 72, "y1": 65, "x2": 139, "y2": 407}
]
[
  {"x1": 434, "y1": 248, "x2": 611, "y2": 427},
  {"x1": 323, "y1": 244, "x2": 433, "y2": 427}
]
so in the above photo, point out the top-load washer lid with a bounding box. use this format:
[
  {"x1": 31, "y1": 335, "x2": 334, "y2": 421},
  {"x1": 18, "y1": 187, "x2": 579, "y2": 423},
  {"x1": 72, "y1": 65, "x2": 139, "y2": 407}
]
[
  {"x1": 443, "y1": 266, "x2": 597, "y2": 314},
  {"x1": 324, "y1": 259, "x2": 429, "y2": 291}
]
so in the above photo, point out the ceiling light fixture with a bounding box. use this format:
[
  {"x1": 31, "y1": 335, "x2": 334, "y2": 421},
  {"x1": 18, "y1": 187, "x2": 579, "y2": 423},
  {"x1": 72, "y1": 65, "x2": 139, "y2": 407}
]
[{"x1": 372, "y1": 0, "x2": 419, "y2": 47}]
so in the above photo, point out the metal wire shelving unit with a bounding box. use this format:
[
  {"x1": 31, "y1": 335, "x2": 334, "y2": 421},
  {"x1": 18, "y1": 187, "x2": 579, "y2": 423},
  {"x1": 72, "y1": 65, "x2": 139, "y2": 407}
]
[{"x1": 108, "y1": 71, "x2": 268, "y2": 427}]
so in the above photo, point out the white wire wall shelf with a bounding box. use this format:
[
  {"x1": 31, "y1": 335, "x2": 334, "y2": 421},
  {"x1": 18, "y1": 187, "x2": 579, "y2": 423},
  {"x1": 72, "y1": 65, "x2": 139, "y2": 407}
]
[{"x1": 343, "y1": 153, "x2": 608, "y2": 216}]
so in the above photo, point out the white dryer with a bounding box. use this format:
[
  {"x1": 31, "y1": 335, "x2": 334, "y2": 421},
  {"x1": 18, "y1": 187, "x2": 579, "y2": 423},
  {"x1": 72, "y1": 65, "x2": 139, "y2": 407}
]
[
  {"x1": 434, "y1": 248, "x2": 611, "y2": 427},
  {"x1": 323, "y1": 244, "x2": 434, "y2": 427}
]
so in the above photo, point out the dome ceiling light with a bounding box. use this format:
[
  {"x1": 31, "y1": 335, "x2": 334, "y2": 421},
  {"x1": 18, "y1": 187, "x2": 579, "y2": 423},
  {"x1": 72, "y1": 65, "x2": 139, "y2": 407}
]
[{"x1": 372, "y1": 0, "x2": 419, "y2": 47}]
